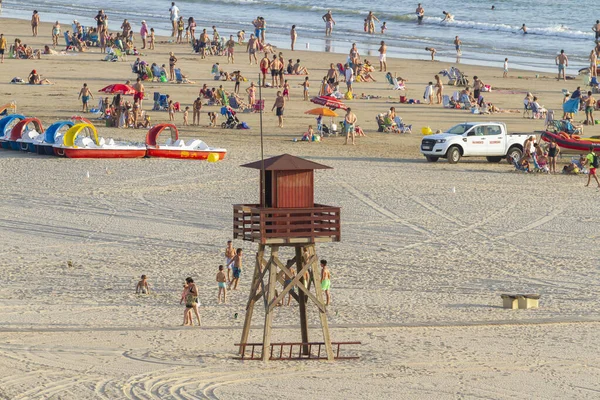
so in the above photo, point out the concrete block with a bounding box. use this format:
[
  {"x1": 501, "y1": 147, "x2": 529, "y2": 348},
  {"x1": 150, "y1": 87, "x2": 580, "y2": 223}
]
[
  {"x1": 517, "y1": 294, "x2": 540, "y2": 309},
  {"x1": 501, "y1": 294, "x2": 518, "y2": 309}
]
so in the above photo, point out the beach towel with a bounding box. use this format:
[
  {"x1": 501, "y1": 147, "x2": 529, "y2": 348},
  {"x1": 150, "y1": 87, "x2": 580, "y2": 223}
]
[{"x1": 562, "y1": 98, "x2": 580, "y2": 114}]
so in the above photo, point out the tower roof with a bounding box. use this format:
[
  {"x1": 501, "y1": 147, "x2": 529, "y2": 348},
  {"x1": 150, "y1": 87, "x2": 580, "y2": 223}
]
[{"x1": 241, "y1": 154, "x2": 332, "y2": 171}]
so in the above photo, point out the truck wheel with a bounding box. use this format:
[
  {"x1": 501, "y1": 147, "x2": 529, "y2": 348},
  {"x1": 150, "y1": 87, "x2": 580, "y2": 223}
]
[
  {"x1": 425, "y1": 156, "x2": 439, "y2": 162},
  {"x1": 447, "y1": 146, "x2": 461, "y2": 164},
  {"x1": 507, "y1": 147, "x2": 523, "y2": 162},
  {"x1": 486, "y1": 156, "x2": 503, "y2": 163}
]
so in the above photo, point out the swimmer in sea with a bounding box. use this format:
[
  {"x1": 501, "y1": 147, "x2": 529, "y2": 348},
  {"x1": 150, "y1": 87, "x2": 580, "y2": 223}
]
[
  {"x1": 442, "y1": 11, "x2": 454, "y2": 23},
  {"x1": 519, "y1": 24, "x2": 528, "y2": 34},
  {"x1": 454, "y1": 36, "x2": 462, "y2": 56}
]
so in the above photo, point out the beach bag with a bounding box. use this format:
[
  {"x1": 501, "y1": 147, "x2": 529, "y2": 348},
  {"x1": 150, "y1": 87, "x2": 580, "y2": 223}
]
[
  {"x1": 185, "y1": 294, "x2": 197, "y2": 308},
  {"x1": 592, "y1": 153, "x2": 599, "y2": 168},
  {"x1": 344, "y1": 90, "x2": 353, "y2": 100}
]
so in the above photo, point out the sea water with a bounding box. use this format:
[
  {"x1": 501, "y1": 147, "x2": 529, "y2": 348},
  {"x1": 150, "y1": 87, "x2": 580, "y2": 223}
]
[{"x1": 1, "y1": 0, "x2": 597, "y2": 72}]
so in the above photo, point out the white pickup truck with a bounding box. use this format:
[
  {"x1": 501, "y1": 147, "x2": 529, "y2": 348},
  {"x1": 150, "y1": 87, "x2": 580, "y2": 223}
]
[{"x1": 420, "y1": 122, "x2": 530, "y2": 164}]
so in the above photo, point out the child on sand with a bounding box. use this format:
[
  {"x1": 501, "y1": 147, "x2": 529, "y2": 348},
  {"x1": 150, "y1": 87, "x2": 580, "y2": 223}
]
[
  {"x1": 217, "y1": 265, "x2": 227, "y2": 303},
  {"x1": 301, "y1": 77, "x2": 310, "y2": 101},
  {"x1": 283, "y1": 80, "x2": 290, "y2": 100},
  {"x1": 183, "y1": 106, "x2": 189, "y2": 126},
  {"x1": 168, "y1": 100, "x2": 175, "y2": 121},
  {"x1": 135, "y1": 274, "x2": 150, "y2": 294},
  {"x1": 225, "y1": 240, "x2": 235, "y2": 283},
  {"x1": 227, "y1": 248, "x2": 243, "y2": 290},
  {"x1": 320, "y1": 260, "x2": 331, "y2": 305}
]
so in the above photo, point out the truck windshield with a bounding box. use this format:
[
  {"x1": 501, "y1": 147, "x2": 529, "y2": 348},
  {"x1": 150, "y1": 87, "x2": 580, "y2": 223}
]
[{"x1": 446, "y1": 124, "x2": 473, "y2": 135}]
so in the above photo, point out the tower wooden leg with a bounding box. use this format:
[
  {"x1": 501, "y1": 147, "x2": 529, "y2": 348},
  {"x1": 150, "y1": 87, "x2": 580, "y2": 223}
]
[
  {"x1": 296, "y1": 247, "x2": 309, "y2": 355},
  {"x1": 239, "y1": 244, "x2": 264, "y2": 355},
  {"x1": 311, "y1": 247, "x2": 334, "y2": 361},
  {"x1": 262, "y1": 246, "x2": 279, "y2": 361}
]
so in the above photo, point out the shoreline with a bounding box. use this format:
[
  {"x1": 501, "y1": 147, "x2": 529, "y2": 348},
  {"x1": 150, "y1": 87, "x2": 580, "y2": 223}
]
[{"x1": 0, "y1": 9, "x2": 590, "y2": 75}]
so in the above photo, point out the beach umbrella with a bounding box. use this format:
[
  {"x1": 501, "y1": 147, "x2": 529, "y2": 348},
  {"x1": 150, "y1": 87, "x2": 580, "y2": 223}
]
[
  {"x1": 310, "y1": 95, "x2": 348, "y2": 110},
  {"x1": 304, "y1": 108, "x2": 339, "y2": 117},
  {"x1": 98, "y1": 84, "x2": 137, "y2": 95}
]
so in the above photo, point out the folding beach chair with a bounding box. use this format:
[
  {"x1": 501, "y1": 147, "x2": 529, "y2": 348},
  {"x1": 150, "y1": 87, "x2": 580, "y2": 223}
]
[
  {"x1": 174, "y1": 68, "x2": 184, "y2": 83},
  {"x1": 252, "y1": 99, "x2": 264, "y2": 113},
  {"x1": 442, "y1": 95, "x2": 450, "y2": 108},
  {"x1": 523, "y1": 99, "x2": 532, "y2": 118}
]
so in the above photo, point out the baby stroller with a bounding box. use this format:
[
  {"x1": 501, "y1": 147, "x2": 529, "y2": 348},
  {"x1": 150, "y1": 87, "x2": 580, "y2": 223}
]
[{"x1": 220, "y1": 106, "x2": 240, "y2": 129}]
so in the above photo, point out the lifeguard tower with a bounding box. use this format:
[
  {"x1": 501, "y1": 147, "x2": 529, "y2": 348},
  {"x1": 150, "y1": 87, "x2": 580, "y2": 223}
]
[{"x1": 233, "y1": 154, "x2": 345, "y2": 361}]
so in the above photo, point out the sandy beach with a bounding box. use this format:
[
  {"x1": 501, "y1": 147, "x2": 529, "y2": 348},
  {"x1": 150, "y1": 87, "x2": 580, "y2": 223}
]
[{"x1": 0, "y1": 17, "x2": 599, "y2": 399}]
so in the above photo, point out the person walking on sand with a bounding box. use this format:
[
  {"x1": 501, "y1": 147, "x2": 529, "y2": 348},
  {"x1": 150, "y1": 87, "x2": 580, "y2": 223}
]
[
  {"x1": 320, "y1": 260, "x2": 331, "y2": 305},
  {"x1": 584, "y1": 147, "x2": 600, "y2": 188},
  {"x1": 556, "y1": 49, "x2": 568, "y2": 81},
  {"x1": 378, "y1": 41, "x2": 387, "y2": 72},
  {"x1": 52, "y1": 21, "x2": 61, "y2": 48},
  {"x1": 169, "y1": 2, "x2": 179, "y2": 37},
  {"x1": 227, "y1": 248, "x2": 243, "y2": 290},
  {"x1": 503, "y1": 58, "x2": 509, "y2": 78},
  {"x1": 322, "y1": 11, "x2": 335, "y2": 36},
  {"x1": 226, "y1": 35, "x2": 236, "y2": 63},
  {"x1": 225, "y1": 240, "x2": 235, "y2": 283},
  {"x1": 216, "y1": 265, "x2": 227, "y2": 304},
  {"x1": 290, "y1": 25, "x2": 297, "y2": 51},
  {"x1": 416, "y1": 3, "x2": 425, "y2": 25},
  {"x1": 0, "y1": 33, "x2": 7, "y2": 63},
  {"x1": 78, "y1": 83, "x2": 94, "y2": 112},
  {"x1": 344, "y1": 108, "x2": 357, "y2": 145},
  {"x1": 140, "y1": 21, "x2": 148, "y2": 49},
  {"x1": 272, "y1": 91, "x2": 285, "y2": 128},
  {"x1": 454, "y1": 36, "x2": 462, "y2": 56},
  {"x1": 31, "y1": 10, "x2": 40, "y2": 37},
  {"x1": 181, "y1": 277, "x2": 200, "y2": 326}
]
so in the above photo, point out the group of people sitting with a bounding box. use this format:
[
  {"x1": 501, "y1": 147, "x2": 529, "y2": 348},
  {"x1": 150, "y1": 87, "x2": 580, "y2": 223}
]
[
  {"x1": 104, "y1": 95, "x2": 150, "y2": 129},
  {"x1": 375, "y1": 107, "x2": 412, "y2": 133}
]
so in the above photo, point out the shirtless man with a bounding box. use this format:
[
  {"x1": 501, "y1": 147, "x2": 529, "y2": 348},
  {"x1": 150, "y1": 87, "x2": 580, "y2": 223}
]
[
  {"x1": 271, "y1": 91, "x2": 285, "y2": 128},
  {"x1": 326, "y1": 63, "x2": 338, "y2": 85},
  {"x1": 555, "y1": 49, "x2": 568, "y2": 81},
  {"x1": 519, "y1": 24, "x2": 528, "y2": 34},
  {"x1": 121, "y1": 19, "x2": 131, "y2": 38},
  {"x1": 442, "y1": 11, "x2": 454, "y2": 23},
  {"x1": 199, "y1": 29, "x2": 210, "y2": 59},
  {"x1": 78, "y1": 83, "x2": 94, "y2": 112},
  {"x1": 193, "y1": 97, "x2": 202, "y2": 125},
  {"x1": 344, "y1": 108, "x2": 357, "y2": 145},
  {"x1": 259, "y1": 54, "x2": 270, "y2": 87},
  {"x1": 454, "y1": 36, "x2": 462, "y2": 56},
  {"x1": 270, "y1": 55, "x2": 282, "y2": 87},
  {"x1": 416, "y1": 3, "x2": 424, "y2": 25},
  {"x1": 95, "y1": 10, "x2": 105, "y2": 35},
  {"x1": 133, "y1": 78, "x2": 145, "y2": 109},
  {"x1": 225, "y1": 35, "x2": 236, "y2": 63},
  {"x1": 0, "y1": 33, "x2": 6, "y2": 63},
  {"x1": 169, "y1": 2, "x2": 179, "y2": 37},
  {"x1": 584, "y1": 91, "x2": 596, "y2": 126},
  {"x1": 246, "y1": 34, "x2": 259, "y2": 64},
  {"x1": 378, "y1": 41, "x2": 387, "y2": 72},
  {"x1": 31, "y1": 10, "x2": 40, "y2": 37},
  {"x1": 322, "y1": 11, "x2": 335, "y2": 36},
  {"x1": 593, "y1": 20, "x2": 600, "y2": 41},
  {"x1": 590, "y1": 50, "x2": 598, "y2": 78}
]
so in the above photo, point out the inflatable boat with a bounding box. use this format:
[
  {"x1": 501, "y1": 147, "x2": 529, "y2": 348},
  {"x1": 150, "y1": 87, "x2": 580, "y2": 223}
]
[
  {"x1": 145, "y1": 123, "x2": 227, "y2": 160},
  {"x1": 541, "y1": 130, "x2": 600, "y2": 152},
  {"x1": 54, "y1": 123, "x2": 147, "y2": 158}
]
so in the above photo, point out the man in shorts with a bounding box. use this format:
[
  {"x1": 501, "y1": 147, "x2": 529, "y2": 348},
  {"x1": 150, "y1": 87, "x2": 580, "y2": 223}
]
[
  {"x1": 584, "y1": 91, "x2": 596, "y2": 126},
  {"x1": 272, "y1": 91, "x2": 285, "y2": 128},
  {"x1": 78, "y1": 83, "x2": 94, "y2": 112},
  {"x1": 246, "y1": 34, "x2": 258, "y2": 65},
  {"x1": 344, "y1": 108, "x2": 357, "y2": 145},
  {"x1": 555, "y1": 49, "x2": 568, "y2": 81},
  {"x1": 193, "y1": 97, "x2": 202, "y2": 125},
  {"x1": 322, "y1": 11, "x2": 335, "y2": 36},
  {"x1": 454, "y1": 36, "x2": 462, "y2": 56},
  {"x1": 133, "y1": 78, "x2": 145, "y2": 109},
  {"x1": 0, "y1": 33, "x2": 6, "y2": 63},
  {"x1": 584, "y1": 146, "x2": 600, "y2": 188},
  {"x1": 378, "y1": 40, "x2": 387, "y2": 72},
  {"x1": 270, "y1": 54, "x2": 281, "y2": 87},
  {"x1": 593, "y1": 20, "x2": 600, "y2": 41},
  {"x1": 416, "y1": 3, "x2": 424, "y2": 25},
  {"x1": 259, "y1": 53, "x2": 270, "y2": 87},
  {"x1": 225, "y1": 35, "x2": 236, "y2": 64}
]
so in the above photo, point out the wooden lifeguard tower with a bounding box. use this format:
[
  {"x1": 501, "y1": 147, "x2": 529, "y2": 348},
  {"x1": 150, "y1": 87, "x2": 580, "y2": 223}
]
[{"x1": 233, "y1": 154, "x2": 342, "y2": 361}]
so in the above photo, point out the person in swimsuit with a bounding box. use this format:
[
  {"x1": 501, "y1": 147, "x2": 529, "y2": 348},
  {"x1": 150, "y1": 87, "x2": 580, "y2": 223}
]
[
  {"x1": 31, "y1": 10, "x2": 40, "y2": 37},
  {"x1": 593, "y1": 20, "x2": 600, "y2": 40},
  {"x1": 246, "y1": 34, "x2": 259, "y2": 64},
  {"x1": 555, "y1": 49, "x2": 568, "y2": 81},
  {"x1": 454, "y1": 36, "x2": 462, "y2": 56},
  {"x1": 181, "y1": 277, "x2": 200, "y2": 326},
  {"x1": 584, "y1": 91, "x2": 596, "y2": 126},
  {"x1": 344, "y1": 108, "x2": 357, "y2": 145},
  {"x1": 135, "y1": 275, "x2": 150, "y2": 294},
  {"x1": 434, "y1": 75, "x2": 443, "y2": 104},
  {"x1": 226, "y1": 35, "x2": 236, "y2": 64},
  {"x1": 416, "y1": 3, "x2": 424, "y2": 25},
  {"x1": 320, "y1": 260, "x2": 331, "y2": 305},
  {"x1": 272, "y1": 91, "x2": 285, "y2": 128},
  {"x1": 52, "y1": 22, "x2": 61, "y2": 48},
  {"x1": 193, "y1": 97, "x2": 202, "y2": 125},
  {"x1": 547, "y1": 140, "x2": 560, "y2": 174},
  {"x1": 270, "y1": 54, "x2": 281, "y2": 87},
  {"x1": 227, "y1": 248, "x2": 243, "y2": 290},
  {"x1": 224, "y1": 240, "x2": 235, "y2": 283},
  {"x1": 216, "y1": 265, "x2": 227, "y2": 304},
  {"x1": 78, "y1": 83, "x2": 94, "y2": 112},
  {"x1": 290, "y1": 25, "x2": 297, "y2": 51},
  {"x1": 301, "y1": 76, "x2": 309, "y2": 101},
  {"x1": 322, "y1": 11, "x2": 335, "y2": 36},
  {"x1": 246, "y1": 82, "x2": 256, "y2": 106},
  {"x1": 259, "y1": 54, "x2": 270, "y2": 87},
  {"x1": 168, "y1": 52, "x2": 177, "y2": 81},
  {"x1": 584, "y1": 146, "x2": 600, "y2": 188},
  {"x1": 519, "y1": 24, "x2": 528, "y2": 34},
  {"x1": 378, "y1": 41, "x2": 387, "y2": 72}
]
